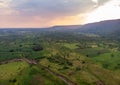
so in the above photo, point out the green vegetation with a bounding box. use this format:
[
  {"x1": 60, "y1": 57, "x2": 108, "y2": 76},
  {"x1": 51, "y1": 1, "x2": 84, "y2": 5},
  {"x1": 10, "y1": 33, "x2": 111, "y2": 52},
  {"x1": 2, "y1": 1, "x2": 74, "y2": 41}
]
[
  {"x1": 0, "y1": 29, "x2": 120, "y2": 85},
  {"x1": 0, "y1": 61, "x2": 67, "y2": 85},
  {"x1": 0, "y1": 61, "x2": 28, "y2": 80}
]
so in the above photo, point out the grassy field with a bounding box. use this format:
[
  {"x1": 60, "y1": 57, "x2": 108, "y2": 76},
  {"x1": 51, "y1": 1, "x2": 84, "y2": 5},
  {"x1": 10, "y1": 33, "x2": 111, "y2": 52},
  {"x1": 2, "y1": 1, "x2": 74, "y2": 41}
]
[
  {"x1": 0, "y1": 61, "x2": 29, "y2": 80},
  {"x1": 62, "y1": 43, "x2": 79, "y2": 49},
  {"x1": 0, "y1": 61, "x2": 67, "y2": 85},
  {"x1": 0, "y1": 30, "x2": 120, "y2": 85},
  {"x1": 92, "y1": 51, "x2": 120, "y2": 70}
]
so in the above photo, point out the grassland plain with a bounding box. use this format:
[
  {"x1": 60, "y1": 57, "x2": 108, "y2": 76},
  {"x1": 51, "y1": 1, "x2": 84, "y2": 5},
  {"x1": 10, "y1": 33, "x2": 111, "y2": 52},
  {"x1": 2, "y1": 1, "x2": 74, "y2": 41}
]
[
  {"x1": 0, "y1": 61, "x2": 67, "y2": 85},
  {"x1": 0, "y1": 29, "x2": 120, "y2": 85}
]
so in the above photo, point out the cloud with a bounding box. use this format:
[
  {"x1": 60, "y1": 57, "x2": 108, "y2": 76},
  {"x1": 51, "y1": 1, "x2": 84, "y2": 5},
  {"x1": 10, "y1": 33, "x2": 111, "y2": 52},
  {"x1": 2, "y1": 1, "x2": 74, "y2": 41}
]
[
  {"x1": 0, "y1": 0, "x2": 110, "y2": 27},
  {"x1": 85, "y1": 0, "x2": 120, "y2": 24},
  {"x1": 10, "y1": 0, "x2": 96, "y2": 17},
  {"x1": 9, "y1": 0, "x2": 110, "y2": 18},
  {"x1": 92, "y1": 0, "x2": 98, "y2": 4},
  {"x1": 0, "y1": 0, "x2": 11, "y2": 8},
  {"x1": 98, "y1": 0, "x2": 110, "y2": 5}
]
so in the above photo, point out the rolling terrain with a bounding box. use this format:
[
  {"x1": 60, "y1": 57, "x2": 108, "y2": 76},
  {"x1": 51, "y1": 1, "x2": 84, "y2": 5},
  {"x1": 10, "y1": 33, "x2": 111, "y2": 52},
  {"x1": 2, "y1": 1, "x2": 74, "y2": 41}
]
[{"x1": 0, "y1": 19, "x2": 120, "y2": 85}]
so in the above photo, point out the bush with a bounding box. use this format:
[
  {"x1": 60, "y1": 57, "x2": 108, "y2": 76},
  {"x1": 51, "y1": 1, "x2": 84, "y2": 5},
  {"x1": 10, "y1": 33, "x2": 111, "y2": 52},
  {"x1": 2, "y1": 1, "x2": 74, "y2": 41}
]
[
  {"x1": 76, "y1": 67, "x2": 81, "y2": 71},
  {"x1": 32, "y1": 45, "x2": 43, "y2": 51},
  {"x1": 82, "y1": 61, "x2": 85, "y2": 64},
  {"x1": 63, "y1": 66, "x2": 69, "y2": 69},
  {"x1": 9, "y1": 49, "x2": 14, "y2": 52},
  {"x1": 9, "y1": 78, "x2": 17, "y2": 83},
  {"x1": 67, "y1": 61, "x2": 73, "y2": 66}
]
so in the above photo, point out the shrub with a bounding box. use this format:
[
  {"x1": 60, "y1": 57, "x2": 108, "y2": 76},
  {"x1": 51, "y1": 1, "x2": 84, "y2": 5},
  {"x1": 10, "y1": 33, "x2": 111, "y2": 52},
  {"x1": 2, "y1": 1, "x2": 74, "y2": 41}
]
[
  {"x1": 76, "y1": 67, "x2": 81, "y2": 71},
  {"x1": 9, "y1": 49, "x2": 14, "y2": 52},
  {"x1": 32, "y1": 45, "x2": 43, "y2": 51},
  {"x1": 63, "y1": 66, "x2": 69, "y2": 69}
]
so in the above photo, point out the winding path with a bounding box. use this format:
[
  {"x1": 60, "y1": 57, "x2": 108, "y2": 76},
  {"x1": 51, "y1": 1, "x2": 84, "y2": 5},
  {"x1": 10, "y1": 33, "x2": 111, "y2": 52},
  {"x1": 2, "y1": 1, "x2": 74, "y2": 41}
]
[{"x1": 0, "y1": 58, "x2": 77, "y2": 85}]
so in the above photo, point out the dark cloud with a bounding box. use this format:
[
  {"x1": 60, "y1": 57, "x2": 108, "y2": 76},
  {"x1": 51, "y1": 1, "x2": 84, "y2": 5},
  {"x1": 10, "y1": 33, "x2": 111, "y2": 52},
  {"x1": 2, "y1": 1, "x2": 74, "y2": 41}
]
[
  {"x1": 98, "y1": 0, "x2": 110, "y2": 5},
  {"x1": 10, "y1": 0, "x2": 96, "y2": 17},
  {"x1": 0, "y1": 0, "x2": 112, "y2": 27}
]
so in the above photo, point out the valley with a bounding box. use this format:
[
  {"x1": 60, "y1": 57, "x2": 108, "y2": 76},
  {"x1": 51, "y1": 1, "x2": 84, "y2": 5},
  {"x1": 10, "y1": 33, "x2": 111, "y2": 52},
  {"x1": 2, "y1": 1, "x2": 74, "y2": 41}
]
[{"x1": 0, "y1": 20, "x2": 120, "y2": 85}]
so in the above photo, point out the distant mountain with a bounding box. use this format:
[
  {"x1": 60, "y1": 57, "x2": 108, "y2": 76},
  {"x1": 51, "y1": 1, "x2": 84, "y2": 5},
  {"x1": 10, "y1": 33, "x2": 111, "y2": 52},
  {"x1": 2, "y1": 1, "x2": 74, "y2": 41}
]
[
  {"x1": 1, "y1": 19, "x2": 120, "y2": 37},
  {"x1": 76, "y1": 19, "x2": 120, "y2": 35},
  {"x1": 47, "y1": 19, "x2": 120, "y2": 36},
  {"x1": 47, "y1": 25, "x2": 81, "y2": 31}
]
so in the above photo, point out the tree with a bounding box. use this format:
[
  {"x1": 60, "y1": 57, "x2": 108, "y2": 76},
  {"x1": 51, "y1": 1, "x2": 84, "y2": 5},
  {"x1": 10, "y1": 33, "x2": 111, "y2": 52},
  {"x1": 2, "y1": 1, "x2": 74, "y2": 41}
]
[
  {"x1": 32, "y1": 45, "x2": 43, "y2": 51},
  {"x1": 9, "y1": 49, "x2": 14, "y2": 52}
]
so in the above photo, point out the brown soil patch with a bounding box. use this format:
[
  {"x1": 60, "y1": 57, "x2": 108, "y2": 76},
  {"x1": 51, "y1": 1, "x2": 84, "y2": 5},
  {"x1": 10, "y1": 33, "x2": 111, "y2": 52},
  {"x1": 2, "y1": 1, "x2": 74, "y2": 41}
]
[{"x1": 31, "y1": 75, "x2": 44, "y2": 85}]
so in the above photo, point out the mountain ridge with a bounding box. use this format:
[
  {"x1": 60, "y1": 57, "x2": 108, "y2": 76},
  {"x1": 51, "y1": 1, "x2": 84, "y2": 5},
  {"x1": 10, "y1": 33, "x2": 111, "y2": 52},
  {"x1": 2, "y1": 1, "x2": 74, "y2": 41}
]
[{"x1": 47, "y1": 19, "x2": 120, "y2": 36}]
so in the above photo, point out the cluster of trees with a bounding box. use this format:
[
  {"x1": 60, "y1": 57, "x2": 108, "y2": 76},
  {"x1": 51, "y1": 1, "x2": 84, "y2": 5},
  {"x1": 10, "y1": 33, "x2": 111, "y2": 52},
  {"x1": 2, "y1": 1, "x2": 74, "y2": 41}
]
[
  {"x1": 32, "y1": 45, "x2": 43, "y2": 51},
  {"x1": 47, "y1": 55, "x2": 72, "y2": 66}
]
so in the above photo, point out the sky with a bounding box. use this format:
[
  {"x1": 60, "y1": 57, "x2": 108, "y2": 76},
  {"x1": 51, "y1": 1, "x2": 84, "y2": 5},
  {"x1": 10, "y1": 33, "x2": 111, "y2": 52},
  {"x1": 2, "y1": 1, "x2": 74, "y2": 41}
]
[{"x1": 0, "y1": 0, "x2": 120, "y2": 28}]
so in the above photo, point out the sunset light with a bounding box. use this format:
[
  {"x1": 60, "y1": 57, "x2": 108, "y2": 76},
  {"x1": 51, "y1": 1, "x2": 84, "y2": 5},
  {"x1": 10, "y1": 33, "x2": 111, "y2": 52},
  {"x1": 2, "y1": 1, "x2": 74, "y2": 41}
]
[
  {"x1": 85, "y1": 0, "x2": 120, "y2": 24},
  {"x1": 0, "y1": 0, "x2": 120, "y2": 27}
]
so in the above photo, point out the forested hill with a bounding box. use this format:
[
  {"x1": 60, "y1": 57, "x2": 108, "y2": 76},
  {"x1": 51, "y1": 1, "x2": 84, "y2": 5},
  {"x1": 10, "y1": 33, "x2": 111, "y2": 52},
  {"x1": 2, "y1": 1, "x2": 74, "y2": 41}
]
[
  {"x1": 47, "y1": 19, "x2": 120, "y2": 35},
  {"x1": 0, "y1": 19, "x2": 120, "y2": 37},
  {"x1": 76, "y1": 19, "x2": 120, "y2": 35}
]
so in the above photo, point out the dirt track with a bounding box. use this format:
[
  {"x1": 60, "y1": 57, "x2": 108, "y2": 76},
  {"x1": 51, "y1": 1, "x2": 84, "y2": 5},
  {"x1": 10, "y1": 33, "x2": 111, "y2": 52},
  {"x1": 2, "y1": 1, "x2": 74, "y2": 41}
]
[{"x1": 0, "y1": 58, "x2": 77, "y2": 85}]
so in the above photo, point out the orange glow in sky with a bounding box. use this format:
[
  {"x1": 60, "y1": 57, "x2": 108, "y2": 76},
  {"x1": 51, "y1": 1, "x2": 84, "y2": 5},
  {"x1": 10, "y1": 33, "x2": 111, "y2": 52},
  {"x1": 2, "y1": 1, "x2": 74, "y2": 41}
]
[{"x1": 0, "y1": 0, "x2": 120, "y2": 28}]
